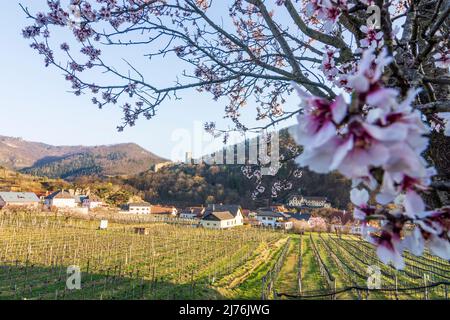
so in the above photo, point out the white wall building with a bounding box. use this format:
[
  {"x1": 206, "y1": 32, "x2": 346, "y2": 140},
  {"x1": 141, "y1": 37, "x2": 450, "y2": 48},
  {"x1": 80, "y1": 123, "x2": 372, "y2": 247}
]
[
  {"x1": 45, "y1": 190, "x2": 77, "y2": 209},
  {"x1": 126, "y1": 202, "x2": 152, "y2": 214},
  {"x1": 256, "y1": 211, "x2": 293, "y2": 230},
  {"x1": 200, "y1": 204, "x2": 244, "y2": 229},
  {"x1": 82, "y1": 195, "x2": 103, "y2": 210}
]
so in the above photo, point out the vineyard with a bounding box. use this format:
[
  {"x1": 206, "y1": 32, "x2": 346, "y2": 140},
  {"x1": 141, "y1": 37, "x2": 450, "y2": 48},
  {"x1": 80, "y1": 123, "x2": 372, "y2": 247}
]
[
  {"x1": 0, "y1": 211, "x2": 448, "y2": 300},
  {"x1": 273, "y1": 233, "x2": 450, "y2": 300}
]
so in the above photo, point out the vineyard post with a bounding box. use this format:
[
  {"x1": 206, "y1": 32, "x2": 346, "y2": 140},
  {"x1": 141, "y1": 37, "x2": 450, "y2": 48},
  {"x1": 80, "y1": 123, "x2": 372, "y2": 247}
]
[
  {"x1": 140, "y1": 276, "x2": 145, "y2": 300},
  {"x1": 394, "y1": 272, "x2": 399, "y2": 300},
  {"x1": 190, "y1": 269, "x2": 194, "y2": 299},
  {"x1": 423, "y1": 274, "x2": 429, "y2": 300},
  {"x1": 298, "y1": 236, "x2": 302, "y2": 295},
  {"x1": 332, "y1": 279, "x2": 336, "y2": 301},
  {"x1": 24, "y1": 255, "x2": 29, "y2": 284},
  {"x1": 261, "y1": 276, "x2": 266, "y2": 300}
]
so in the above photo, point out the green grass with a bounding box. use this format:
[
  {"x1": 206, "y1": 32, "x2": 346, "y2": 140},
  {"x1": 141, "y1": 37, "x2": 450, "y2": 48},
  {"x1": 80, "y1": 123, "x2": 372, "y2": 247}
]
[
  {"x1": 229, "y1": 238, "x2": 289, "y2": 299},
  {"x1": 299, "y1": 234, "x2": 328, "y2": 298},
  {"x1": 275, "y1": 237, "x2": 300, "y2": 298}
]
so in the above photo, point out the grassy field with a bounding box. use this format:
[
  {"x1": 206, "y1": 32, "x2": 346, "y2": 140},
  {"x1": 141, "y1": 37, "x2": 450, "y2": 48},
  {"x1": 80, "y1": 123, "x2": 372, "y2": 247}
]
[{"x1": 0, "y1": 212, "x2": 448, "y2": 300}]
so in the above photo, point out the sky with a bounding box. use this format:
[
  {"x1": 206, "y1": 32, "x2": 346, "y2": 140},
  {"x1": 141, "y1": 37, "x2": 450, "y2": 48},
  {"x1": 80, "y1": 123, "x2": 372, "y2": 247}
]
[{"x1": 0, "y1": 1, "x2": 297, "y2": 161}]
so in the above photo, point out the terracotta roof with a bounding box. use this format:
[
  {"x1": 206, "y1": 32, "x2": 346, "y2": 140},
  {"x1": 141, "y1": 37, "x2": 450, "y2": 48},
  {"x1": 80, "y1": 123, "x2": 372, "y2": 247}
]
[{"x1": 151, "y1": 205, "x2": 175, "y2": 214}]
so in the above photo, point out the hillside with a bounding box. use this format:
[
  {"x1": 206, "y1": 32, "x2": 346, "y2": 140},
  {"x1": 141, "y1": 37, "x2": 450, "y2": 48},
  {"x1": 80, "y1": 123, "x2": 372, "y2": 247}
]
[
  {"x1": 0, "y1": 166, "x2": 144, "y2": 206},
  {"x1": 125, "y1": 129, "x2": 352, "y2": 209},
  {"x1": 0, "y1": 135, "x2": 167, "y2": 179},
  {"x1": 126, "y1": 163, "x2": 351, "y2": 210},
  {"x1": 0, "y1": 166, "x2": 69, "y2": 195}
]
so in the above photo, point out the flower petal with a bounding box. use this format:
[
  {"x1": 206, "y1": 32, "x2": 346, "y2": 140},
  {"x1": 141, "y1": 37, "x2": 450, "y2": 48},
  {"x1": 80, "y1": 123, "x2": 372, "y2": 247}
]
[
  {"x1": 350, "y1": 188, "x2": 369, "y2": 207},
  {"x1": 403, "y1": 190, "x2": 425, "y2": 218},
  {"x1": 331, "y1": 95, "x2": 348, "y2": 124}
]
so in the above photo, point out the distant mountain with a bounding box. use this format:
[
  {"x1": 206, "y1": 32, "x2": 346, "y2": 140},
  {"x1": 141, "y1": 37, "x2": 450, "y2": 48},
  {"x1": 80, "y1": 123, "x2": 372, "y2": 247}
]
[{"x1": 0, "y1": 135, "x2": 167, "y2": 179}]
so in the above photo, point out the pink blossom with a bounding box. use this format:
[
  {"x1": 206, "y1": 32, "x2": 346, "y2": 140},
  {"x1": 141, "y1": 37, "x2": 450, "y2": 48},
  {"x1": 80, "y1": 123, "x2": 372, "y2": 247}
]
[
  {"x1": 332, "y1": 119, "x2": 398, "y2": 179},
  {"x1": 437, "y1": 112, "x2": 450, "y2": 136},
  {"x1": 402, "y1": 227, "x2": 425, "y2": 256},
  {"x1": 372, "y1": 230, "x2": 406, "y2": 269},
  {"x1": 321, "y1": 48, "x2": 339, "y2": 80},
  {"x1": 433, "y1": 51, "x2": 450, "y2": 69},
  {"x1": 290, "y1": 88, "x2": 347, "y2": 149},
  {"x1": 414, "y1": 209, "x2": 450, "y2": 260},
  {"x1": 348, "y1": 48, "x2": 392, "y2": 93},
  {"x1": 360, "y1": 26, "x2": 384, "y2": 49},
  {"x1": 306, "y1": 0, "x2": 349, "y2": 33},
  {"x1": 350, "y1": 188, "x2": 375, "y2": 220}
]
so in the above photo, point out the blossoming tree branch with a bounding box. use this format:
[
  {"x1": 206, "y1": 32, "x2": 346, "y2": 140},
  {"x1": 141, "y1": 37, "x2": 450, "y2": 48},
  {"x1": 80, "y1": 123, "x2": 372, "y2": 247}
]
[{"x1": 21, "y1": 0, "x2": 449, "y2": 267}]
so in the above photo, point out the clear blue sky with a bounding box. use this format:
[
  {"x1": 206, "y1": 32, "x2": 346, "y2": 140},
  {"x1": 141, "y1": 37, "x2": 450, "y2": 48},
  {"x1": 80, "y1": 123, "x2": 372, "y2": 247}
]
[{"x1": 0, "y1": 1, "x2": 296, "y2": 160}]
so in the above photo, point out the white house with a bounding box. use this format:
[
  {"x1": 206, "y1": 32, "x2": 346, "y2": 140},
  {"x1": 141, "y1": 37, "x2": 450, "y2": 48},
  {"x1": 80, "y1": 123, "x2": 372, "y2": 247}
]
[
  {"x1": 126, "y1": 202, "x2": 152, "y2": 214},
  {"x1": 0, "y1": 192, "x2": 40, "y2": 209},
  {"x1": 82, "y1": 194, "x2": 103, "y2": 210},
  {"x1": 256, "y1": 211, "x2": 293, "y2": 230},
  {"x1": 200, "y1": 204, "x2": 244, "y2": 229},
  {"x1": 45, "y1": 190, "x2": 77, "y2": 208}
]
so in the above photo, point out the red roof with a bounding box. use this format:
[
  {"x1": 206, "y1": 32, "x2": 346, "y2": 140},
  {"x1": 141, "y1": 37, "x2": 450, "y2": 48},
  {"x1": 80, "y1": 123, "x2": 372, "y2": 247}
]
[{"x1": 151, "y1": 205, "x2": 176, "y2": 214}]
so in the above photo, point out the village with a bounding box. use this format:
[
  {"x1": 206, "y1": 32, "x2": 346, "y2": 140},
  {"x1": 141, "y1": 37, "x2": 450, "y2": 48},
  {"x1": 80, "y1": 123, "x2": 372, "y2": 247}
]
[{"x1": 0, "y1": 189, "x2": 361, "y2": 234}]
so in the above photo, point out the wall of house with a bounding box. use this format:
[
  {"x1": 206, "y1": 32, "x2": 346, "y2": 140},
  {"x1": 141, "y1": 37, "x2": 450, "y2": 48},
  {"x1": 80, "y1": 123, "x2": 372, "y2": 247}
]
[
  {"x1": 180, "y1": 213, "x2": 197, "y2": 219},
  {"x1": 276, "y1": 221, "x2": 293, "y2": 230},
  {"x1": 201, "y1": 215, "x2": 244, "y2": 229},
  {"x1": 129, "y1": 206, "x2": 150, "y2": 214},
  {"x1": 257, "y1": 216, "x2": 277, "y2": 227},
  {"x1": 83, "y1": 200, "x2": 102, "y2": 209},
  {"x1": 235, "y1": 211, "x2": 244, "y2": 226},
  {"x1": 50, "y1": 198, "x2": 77, "y2": 208},
  {"x1": 5, "y1": 202, "x2": 39, "y2": 208},
  {"x1": 200, "y1": 220, "x2": 221, "y2": 229}
]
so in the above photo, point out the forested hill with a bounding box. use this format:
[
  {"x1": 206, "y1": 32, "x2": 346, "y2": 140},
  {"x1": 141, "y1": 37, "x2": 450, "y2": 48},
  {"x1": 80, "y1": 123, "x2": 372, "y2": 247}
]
[
  {"x1": 125, "y1": 129, "x2": 351, "y2": 209},
  {"x1": 0, "y1": 135, "x2": 166, "y2": 179},
  {"x1": 126, "y1": 163, "x2": 351, "y2": 210}
]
